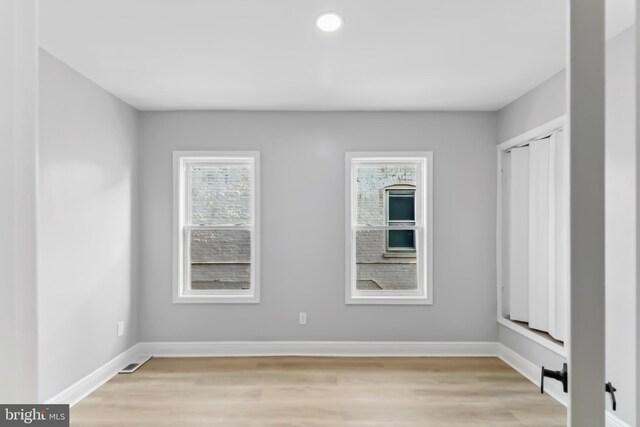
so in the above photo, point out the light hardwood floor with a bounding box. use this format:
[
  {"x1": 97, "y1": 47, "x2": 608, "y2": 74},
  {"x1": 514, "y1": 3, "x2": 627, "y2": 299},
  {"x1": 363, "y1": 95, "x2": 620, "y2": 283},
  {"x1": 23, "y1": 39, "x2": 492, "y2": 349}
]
[{"x1": 72, "y1": 357, "x2": 565, "y2": 426}]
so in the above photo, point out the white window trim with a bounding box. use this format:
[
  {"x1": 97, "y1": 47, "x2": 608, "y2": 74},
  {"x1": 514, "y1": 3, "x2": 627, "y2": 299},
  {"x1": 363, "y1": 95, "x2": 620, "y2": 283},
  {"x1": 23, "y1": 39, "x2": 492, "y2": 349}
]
[
  {"x1": 173, "y1": 151, "x2": 260, "y2": 304},
  {"x1": 345, "y1": 152, "x2": 433, "y2": 305},
  {"x1": 496, "y1": 117, "x2": 566, "y2": 356}
]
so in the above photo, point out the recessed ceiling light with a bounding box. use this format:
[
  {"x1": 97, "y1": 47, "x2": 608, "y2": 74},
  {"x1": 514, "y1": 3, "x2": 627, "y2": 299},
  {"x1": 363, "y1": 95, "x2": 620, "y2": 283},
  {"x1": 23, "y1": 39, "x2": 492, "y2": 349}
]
[{"x1": 316, "y1": 13, "x2": 343, "y2": 32}]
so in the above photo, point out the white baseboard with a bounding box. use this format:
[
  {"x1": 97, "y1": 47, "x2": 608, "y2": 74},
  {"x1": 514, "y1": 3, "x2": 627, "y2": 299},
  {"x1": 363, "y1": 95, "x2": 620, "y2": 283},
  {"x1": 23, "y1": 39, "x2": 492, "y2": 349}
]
[
  {"x1": 45, "y1": 344, "x2": 141, "y2": 406},
  {"x1": 137, "y1": 341, "x2": 499, "y2": 357},
  {"x1": 606, "y1": 412, "x2": 633, "y2": 427},
  {"x1": 497, "y1": 344, "x2": 630, "y2": 427},
  {"x1": 497, "y1": 343, "x2": 568, "y2": 406}
]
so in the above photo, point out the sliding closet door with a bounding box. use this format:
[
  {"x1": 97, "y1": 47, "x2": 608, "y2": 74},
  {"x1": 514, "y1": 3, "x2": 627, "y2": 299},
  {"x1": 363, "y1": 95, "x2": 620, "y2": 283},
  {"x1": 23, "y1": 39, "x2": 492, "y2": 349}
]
[
  {"x1": 508, "y1": 146, "x2": 530, "y2": 322},
  {"x1": 504, "y1": 131, "x2": 568, "y2": 339},
  {"x1": 548, "y1": 130, "x2": 569, "y2": 341},
  {"x1": 529, "y1": 138, "x2": 551, "y2": 331}
]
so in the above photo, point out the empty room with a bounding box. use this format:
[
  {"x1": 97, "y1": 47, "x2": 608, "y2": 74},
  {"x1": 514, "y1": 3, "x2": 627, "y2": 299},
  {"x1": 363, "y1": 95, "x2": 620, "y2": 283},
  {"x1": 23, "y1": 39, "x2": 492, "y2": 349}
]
[{"x1": 1, "y1": 0, "x2": 639, "y2": 426}]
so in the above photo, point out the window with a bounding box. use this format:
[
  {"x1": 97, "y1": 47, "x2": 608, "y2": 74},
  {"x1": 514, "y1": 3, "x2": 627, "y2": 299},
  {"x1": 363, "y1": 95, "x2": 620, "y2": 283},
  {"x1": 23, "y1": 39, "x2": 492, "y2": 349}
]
[
  {"x1": 173, "y1": 152, "x2": 260, "y2": 303},
  {"x1": 346, "y1": 152, "x2": 433, "y2": 305},
  {"x1": 386, "y1": 187, "x2": 416, "y2": 252}
]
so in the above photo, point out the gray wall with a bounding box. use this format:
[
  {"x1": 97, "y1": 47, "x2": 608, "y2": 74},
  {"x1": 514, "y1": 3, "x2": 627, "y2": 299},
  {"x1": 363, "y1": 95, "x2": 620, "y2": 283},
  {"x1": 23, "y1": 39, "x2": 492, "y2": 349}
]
[
  {"x1": 139, "y1": 111, "x2": 498, "y2": 342},
  {"x1": 0, "y1": 0, "x2": 39, "y2": 403},
  {"x1": 38, "y1": 50, "x2": 140, "y2": 401},
  {"x1": 605, "y1": 25, "x2": 637, "y2": 426},
  {"x1": 497, "y1": 70, "x2": 566, "y2": 143},
  {"x1": 497, "y1": 26, "x2": 637, "y2": 425}
]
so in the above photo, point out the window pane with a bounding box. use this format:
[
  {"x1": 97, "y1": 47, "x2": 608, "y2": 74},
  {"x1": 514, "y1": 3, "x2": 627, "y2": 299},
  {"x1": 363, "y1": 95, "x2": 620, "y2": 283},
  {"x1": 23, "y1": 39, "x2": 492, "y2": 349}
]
[
  {"x1": 355, "y1": 230, "x2": 418, "y2": 291},
  {"x1": 189, "y1": 229, "x2": 251, "y2": 290},
  {"x1": 388, "y1": 194, "x2": 415, "y2": 221},
  {"x1": 356, "y1": 164, "x2": 417, "y2": 226},
  {"x1": 388, "y1": 229, "x2": 415, "y2": 249},
  {"x1": 191, "y1": 163, "x2": 251, "y2": 225}
]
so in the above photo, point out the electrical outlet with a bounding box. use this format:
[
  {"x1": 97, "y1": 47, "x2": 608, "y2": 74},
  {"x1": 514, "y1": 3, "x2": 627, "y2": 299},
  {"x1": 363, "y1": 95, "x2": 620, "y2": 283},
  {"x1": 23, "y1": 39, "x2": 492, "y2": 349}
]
[
  {"x1": 117, "y1": 321, "x2": 125, "y2": 337},
  {"x1": 299, "y1": 312, "x2": 307, "y2": 325}
]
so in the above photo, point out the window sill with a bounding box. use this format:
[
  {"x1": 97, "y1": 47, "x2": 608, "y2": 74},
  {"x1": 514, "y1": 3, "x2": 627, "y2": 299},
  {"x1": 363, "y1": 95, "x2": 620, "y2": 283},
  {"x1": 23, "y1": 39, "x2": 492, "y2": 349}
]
[
  {"x1": 346, "y1": 295, "x2": 432, "y2": 305},
  {"x1": 173, "y1": 293, "x2": 260, "y2": 304},
  {"x1": 383, "y1": 252, "x2": 417, "y2": 258}
]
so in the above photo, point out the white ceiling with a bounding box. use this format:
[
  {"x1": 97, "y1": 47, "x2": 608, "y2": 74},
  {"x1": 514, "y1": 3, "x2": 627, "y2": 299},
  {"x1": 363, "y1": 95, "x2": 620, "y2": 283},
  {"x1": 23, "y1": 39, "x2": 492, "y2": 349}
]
[{"x1": 40, "y1": 0, "x2": 635, "y2": 111}]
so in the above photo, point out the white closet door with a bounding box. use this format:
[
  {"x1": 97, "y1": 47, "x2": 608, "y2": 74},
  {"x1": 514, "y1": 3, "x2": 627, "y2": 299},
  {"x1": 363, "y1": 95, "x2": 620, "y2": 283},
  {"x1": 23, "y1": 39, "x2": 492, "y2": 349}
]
[
  {"x1": 548, "y1": 130, "x2": 568, "y2": 341},
  {"x1": 528, "y1": 138, "x2": 550, "y2": 332},
  {"x1": 508, "y1": 146, "x2": 529, "y2": 322}
]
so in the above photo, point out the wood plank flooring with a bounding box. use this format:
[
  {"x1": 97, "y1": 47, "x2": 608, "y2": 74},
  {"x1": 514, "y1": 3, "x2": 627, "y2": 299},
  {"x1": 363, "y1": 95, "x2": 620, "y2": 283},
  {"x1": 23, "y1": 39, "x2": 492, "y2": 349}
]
[{"x1": 71, "y1": 357, "x2": 565, "y2": 426}]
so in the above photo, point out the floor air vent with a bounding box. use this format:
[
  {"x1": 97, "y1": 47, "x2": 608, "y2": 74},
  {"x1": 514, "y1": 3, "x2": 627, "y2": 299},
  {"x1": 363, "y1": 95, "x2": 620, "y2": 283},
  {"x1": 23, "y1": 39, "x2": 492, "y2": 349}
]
[{"x1": 119, "y1": 355, "x2": 152, "y2": 374}]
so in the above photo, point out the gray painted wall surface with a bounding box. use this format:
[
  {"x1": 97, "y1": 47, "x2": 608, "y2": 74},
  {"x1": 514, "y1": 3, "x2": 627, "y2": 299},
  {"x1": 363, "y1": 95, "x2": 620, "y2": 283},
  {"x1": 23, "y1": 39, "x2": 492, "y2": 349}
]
[
  {"x1": 497, "y1": 70, "x2": 566, "y2": 143},
  {"x1": 605, "y1": 26, "x2": 637, "y2": 425},
  {"x1": 139, "y1": 111, "x2": 498, "y2": 342},
  {"x1": 38, "y1": 50, "x2": 140, "y2": 401},
  {"x1": 497, "y1": 26, "x2": 637, "y2": 425},
  {"x1": 0, "y1": 0, "x2": 39, "y2": 403}
]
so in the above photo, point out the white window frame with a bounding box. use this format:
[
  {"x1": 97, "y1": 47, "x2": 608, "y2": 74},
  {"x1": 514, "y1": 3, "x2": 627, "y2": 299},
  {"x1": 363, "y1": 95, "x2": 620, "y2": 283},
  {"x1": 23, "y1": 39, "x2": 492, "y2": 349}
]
[
  {"x1": 345, "y1": 152, "x2": 433, "y2": 305},
  {"x1": 173, "y1": 151, "x2": 260, "y2": 304}
]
